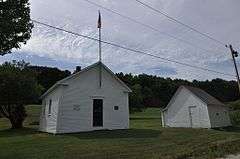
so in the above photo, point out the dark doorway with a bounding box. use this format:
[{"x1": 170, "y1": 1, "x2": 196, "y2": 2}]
[{"x1": 93, "y1": 99, "x2": 103, "y2": 127}]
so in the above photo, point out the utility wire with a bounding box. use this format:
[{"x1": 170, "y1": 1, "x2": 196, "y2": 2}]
[
  {"x1": 134, "y1": 0, "x2": 227, "y2": 46},
  {"x1": 32, "y1": 19, "x2": 235, "y2": 77},
  {"x1": 83, "y1": 0, "x2": 222, "y2": 55}
]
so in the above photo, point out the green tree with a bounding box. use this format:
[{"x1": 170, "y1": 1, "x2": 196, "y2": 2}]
[
  {"x1": 0, "y1": 0, "x2": 33, "y2": 55},
  {"x1": 29, "y1": 66, "x2": 71, "y2": 92},
  {"x1": 0, "y1": 61, "x2": 42, "y2": 129},
  {"x1": 129, "y1": 84, "x2": 144, "y2": 113}
]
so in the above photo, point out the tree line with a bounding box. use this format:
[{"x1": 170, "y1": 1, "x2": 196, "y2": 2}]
[
  {"x1": 28, "y1": 65, "x2": 240, "y2": 107},
  {"x1": 29, "y1": 64, "x2": 240, "y2": 111},
  {"x1": 29, "y1": 65, "x2": 240, "y2": 110},
  {"x1": 116, "y1": 73, "x2": 239, "y2": 111}
]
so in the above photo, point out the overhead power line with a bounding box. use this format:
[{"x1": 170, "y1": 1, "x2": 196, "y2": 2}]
[
  {"x1": 83, "y1": 0, "x2": 222, "y2": 55},
  {"x1": 32, "y1": 19, "x2": 235, "y2": 78},
  {"x1": 134, "y1": 0, "x2": 227, "y2": 46}
]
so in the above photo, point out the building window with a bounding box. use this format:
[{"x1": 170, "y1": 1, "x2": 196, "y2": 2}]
[
  {"x1": 73, "y1": 105, "x2": 81, "y2": 111},
  {"x1": 114, "y1": 106, "x2": 119, "y2": 110},
  {"x1": 48, "y1": 99, "x2": 52, "y2": 115}
]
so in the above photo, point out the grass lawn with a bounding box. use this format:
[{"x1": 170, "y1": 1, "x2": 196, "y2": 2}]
[{"x1": 1, "y1": 106, "x2": 240, "y2": 159}]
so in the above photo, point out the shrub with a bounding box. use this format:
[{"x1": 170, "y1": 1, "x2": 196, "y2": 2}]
[
  {"x1": 227, "y1": 100, "x2": 240, "y2": 110},
  {"x1": 230, "y1": 111, "x2": 240, "y2": 126}
]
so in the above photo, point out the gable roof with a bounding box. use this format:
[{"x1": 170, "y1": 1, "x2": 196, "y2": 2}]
[
  {"x1": 183, "y1": 86, "x2": 224, "y2": 106},
  {"x1": 40, "y1": 61, "x2": 132, "y2": 99},
  {"x1": 163, "y1": 85, "x2": 225, "y2": 111}
]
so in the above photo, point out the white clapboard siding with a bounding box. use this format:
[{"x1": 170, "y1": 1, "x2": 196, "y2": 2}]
[
  {"x1": 58, "y1": 66, "x2": 129, "y2": 133},
  {"x1": 163, "y1": 87, "x2": 211, "y2": 128},
  {"x1": 40, "y1": 62, "x2": 130, "y2": 134},
  {"x1": 208, "y1": 104, "x2": 231, "y2": 128},
  {"x1": 39, "y1": 86, "x2": 64, "y2": 133},
  {"x1": 162, "y1": 86, "x2": 231, "y2": 128}
]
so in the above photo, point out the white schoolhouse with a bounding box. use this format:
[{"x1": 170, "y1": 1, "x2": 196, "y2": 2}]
[{"x1": 39, "y1": 62, "x2": 132, "y2": 134}]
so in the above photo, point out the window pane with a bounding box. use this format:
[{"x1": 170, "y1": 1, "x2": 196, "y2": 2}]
[
  {"x1": 114, "y1": 106, "x2": 119, "y2": 110},
  {"x1": 48, "y1": 100, "x2": 52, "y2": 115}
]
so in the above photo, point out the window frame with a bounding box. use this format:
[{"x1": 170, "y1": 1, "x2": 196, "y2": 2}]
[
  {"x1": 48, "y1": 99, "x2": 52, "y2": 116},
  {"x1": 114, "y1": 106, "x2": 119, "y2": 111}
]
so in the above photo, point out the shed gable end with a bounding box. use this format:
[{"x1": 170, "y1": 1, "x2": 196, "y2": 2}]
[{"x1": 164, "y1": 87, "x2": 211, "y2": 128}]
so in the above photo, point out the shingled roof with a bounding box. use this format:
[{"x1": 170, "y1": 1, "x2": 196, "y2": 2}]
[{"x1": 183, "y1": 86, "x2": 224, "y2": 106}]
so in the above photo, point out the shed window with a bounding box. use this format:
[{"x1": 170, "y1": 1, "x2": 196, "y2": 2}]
[
  {"x1": 48, "y1": 99, "x2": 52, "y2": 115},
  {"x1": 114, "y1": 106, "x2": 119, "y2": 110},
  {"x1": 73, "y1": 105, "x2": 81, "y2": 111}
]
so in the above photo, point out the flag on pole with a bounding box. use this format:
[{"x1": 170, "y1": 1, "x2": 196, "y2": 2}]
[{"x1": 98, "y1": 11, "x2": 102, "y2": 28}]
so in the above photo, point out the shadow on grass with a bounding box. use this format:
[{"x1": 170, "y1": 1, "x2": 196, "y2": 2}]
[
  {"x1": 213, "y1": 126, "x2": 240, "y2": 133},
  {"x1": 0, "y1": 127, "x2": 38, "y2": 138},
  {"x1": 28, "y1": 121, "x2": 40, "y2": 125},
  {"x1": 69, "y1": 129, "x2": 161, "y2": 139}
]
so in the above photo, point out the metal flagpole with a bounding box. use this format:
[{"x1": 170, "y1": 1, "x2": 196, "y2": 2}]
[
  {"x1": 98, "y1": 11, "x2": 102, "y2": 62},
  {"x1": 98, "y1": 10, "x2": 102, "y2": 88}
]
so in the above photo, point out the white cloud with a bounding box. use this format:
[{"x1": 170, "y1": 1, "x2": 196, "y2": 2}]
[{"x1": 12, "y1": 0, "x2": 240, "y2": 81}]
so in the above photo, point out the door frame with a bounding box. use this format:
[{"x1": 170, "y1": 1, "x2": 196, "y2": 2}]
[
  {"x1": 188, "y1": 106, "x2": 197, "y2": 128},
  {"x1": 92, "y1": 99, "x2": 103, "y2": 127}
]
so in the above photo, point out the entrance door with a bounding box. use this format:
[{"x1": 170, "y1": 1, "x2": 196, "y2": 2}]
[
  {"x1": 93, "y1": 99, "x2": 103, "y2": 127},
  {"x1": 189, "y1": 106, "x2": 199, "y2": 128}
]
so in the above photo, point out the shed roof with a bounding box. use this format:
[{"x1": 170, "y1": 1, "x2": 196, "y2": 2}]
[
  {"x1": 40, "y1": 61, "x2": 132, "y2": 99},
  {"x1": 163, "y1": 85, "x2": 225, "y2": 111},
  {"x1": 183, "y1": 86, "x2": 224, "y2": 106}
]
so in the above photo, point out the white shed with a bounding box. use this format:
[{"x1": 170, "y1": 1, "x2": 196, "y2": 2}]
[
  {"x1": 39, "y1": 62, "x2": 132, "y2": 134},
  {"x1": 162, "y1": 86, "x2": 231, "y2": 128}
]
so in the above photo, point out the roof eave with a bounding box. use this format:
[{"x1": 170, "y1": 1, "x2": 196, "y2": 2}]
[
  {"x1": 40, "y1": 61, "x2": 132, "y2": 99},
  {"x1": 100, "y1": 62, "x2": 132, "y2": 93},
  {"x1": 40, "y1": 83, "x2": 68, "y2": 99}
]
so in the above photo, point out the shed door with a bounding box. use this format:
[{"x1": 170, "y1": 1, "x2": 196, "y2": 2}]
[
  {"x1": 189, "y1": 106, "x2": 199, "y2": 128},
  {"x1": 93, "y1": 99, "x2": 103, "y2": 127}
]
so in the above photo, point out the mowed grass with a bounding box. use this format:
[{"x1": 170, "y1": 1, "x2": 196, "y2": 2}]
[{"x1": 1, "y1": 106, "x2": 240, "y2": 159}]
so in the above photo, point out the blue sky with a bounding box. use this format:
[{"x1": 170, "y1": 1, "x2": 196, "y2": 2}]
[{"x1": 1, "y1": 0, "x2": 240, "y2": 81}]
